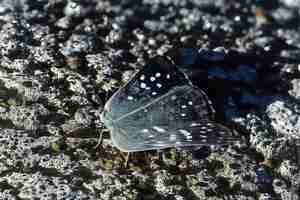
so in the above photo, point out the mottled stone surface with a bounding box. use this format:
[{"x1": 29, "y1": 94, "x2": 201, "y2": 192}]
[{"x1": 0, "y1": 0, "x2": 300, "y2": 199}]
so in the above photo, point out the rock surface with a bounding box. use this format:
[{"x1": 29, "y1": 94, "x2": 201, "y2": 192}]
[{"x1": 0, "y1": 0, "x2": 300, "y2": 199}]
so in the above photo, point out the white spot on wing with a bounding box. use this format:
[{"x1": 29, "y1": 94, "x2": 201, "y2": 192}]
[
  {"x1": 140, "y1": 75, "x2": 145, "y2": 80},
  {"x1": 140, "y1": 82, "x2": 147, "y2": 88},
  {"x1": 152, "y1": 92, "x2": 157, "y2": 96},
  {"x1": 190, "y1": 123, "x2": 201, "y2": 127},
  {"x1": 181, "y1": 105, "x2": 187, "y2": 108},
  {"x1": 141, "y1": 129, "x2": 149, "y2": 133},
  {"x1": 150, "y1": 77, "x2": 155, "y2": 82},
  {"x1": 219, "y1": 131, "x2": 226, "y2": 135},
  {"x1": 152, "y1": 126, "x2": 166, "y2": 133},
  {"x1": 166, "y1": 74, "x2": 170, "y2": 79},
  {"x1": 181, "y1": 113, "x2": 186, "y2": 117},
  {"x1": 206, "y1": 122, "x2": 212, "y2": 126},
  {"x1": 178, "y1": 129, "x2": 193, "y2": 140},
  {"x1": 156, "y1": 83, "x2": 162, "y2": 88},
  {"x1": 188, "y1": 101, "x2": 193, "y2": 105},
  {"x1": 127, "y1": 96, "x2": 134, "y2": 100},
  {"x1": 155, "y1": 73, "x2": 161, "y2": 78}
]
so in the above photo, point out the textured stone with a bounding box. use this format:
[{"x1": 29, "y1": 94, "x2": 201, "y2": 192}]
[{"x1": 0, "y1": 0, "x2": 299, "y2": 199}]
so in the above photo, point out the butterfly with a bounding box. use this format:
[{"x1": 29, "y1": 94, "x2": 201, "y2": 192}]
[{"x1": 101, "y1": 55, "x2": 239, "y2": 152}]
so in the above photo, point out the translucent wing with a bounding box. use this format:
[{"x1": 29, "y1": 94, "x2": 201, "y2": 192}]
[
  {"x1": 111, "y1": 120, "x2": 237, "y2": 152},
  {"x1": 102, "y1": 56, "x2": 209, "y2": 122},
  {"x1": 110, "y1": 85, "x2": 237, "y2": 152},
  {"x1": 114, "y1": 85, "x2": 214, "y2": 131}
]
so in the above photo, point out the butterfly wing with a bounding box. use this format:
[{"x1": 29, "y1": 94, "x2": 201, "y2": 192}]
[
  {"x1": 102, "y1": 56, "x2": 201, "y2": 122},
  {"x1": 111, "y1": 120, "x2": 237, "y2": 152},
  {"x1": 102, "y1": 56, "x2": 238, "y2": 152},
  {"x1": 110, "y1": 85, "x2": 237, "y2": 152}
]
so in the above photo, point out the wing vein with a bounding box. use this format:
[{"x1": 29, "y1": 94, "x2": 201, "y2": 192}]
[{"x1": 115, "y1": 85, "x2": 191, "y2": 122}]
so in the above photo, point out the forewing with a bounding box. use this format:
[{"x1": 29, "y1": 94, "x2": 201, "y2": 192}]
[
  {"x1": 104, "y1": 56, "x2": 192, "y2": 121},
  {"x1": 115, "y1": 85, "x2": 215, "y2": 129}
]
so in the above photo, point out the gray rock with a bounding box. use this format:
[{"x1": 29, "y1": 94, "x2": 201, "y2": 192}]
[{"x1": 0, "y1": 0, "x2": 299, "y2": 199}]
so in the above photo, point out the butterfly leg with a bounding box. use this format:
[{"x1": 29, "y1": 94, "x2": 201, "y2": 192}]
[
  {"x1": 124, "y1": 152, "x2": 130, "y2": 168},
  {"x1": 94, "y1": 128, "x2": 108, "y2": 149},
  {"x1": 157, "y1": 149, "x2": 163, "y2": 162}
]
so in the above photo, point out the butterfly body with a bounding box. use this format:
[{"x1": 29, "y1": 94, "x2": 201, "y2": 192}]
[{"x1": 101, "y1": 56, "x2": 238, "y2": 152}]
